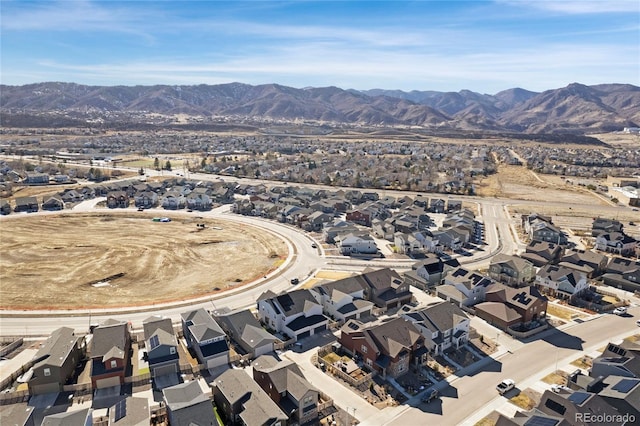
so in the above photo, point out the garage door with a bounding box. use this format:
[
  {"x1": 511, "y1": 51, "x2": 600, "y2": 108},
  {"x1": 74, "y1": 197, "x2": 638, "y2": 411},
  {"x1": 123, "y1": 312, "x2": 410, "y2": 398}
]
[
  {"x1": 96, "y1": 376, "x2": 121, "y2": 389},
  {"x1": 30, "y1": 382, "x2": 60, "y2": 395},
  {"x1": 153, "y1": 363, "x2": 178, "y2": 378},
  {"x1": 206, "y1": 356, "x2": 227, "y2": 370},
  {"x1": 297, "y1": 330, "x2": 311, "y2": 340},
  {"x1": 314, "y1": 324, "x2": 326, "y2": 334}
]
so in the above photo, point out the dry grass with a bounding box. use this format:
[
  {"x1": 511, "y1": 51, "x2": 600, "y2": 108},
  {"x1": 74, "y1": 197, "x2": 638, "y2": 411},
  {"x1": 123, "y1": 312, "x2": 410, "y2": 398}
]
[
  {"x1": 541, "y1": 371, "x2": 568, "y2": 385},
  {"x1": 0, "y1": 212, "x2": 287, "y2": 309},
  {"x1": 547, "y1": 304, "x2": 584, "y2": 321},
  {"x1": 509, "y1": 390, "x2": 538, "y2": 410},
  {"x1": 315, "y1": 270, "x2": 355, "y2": 280},
  {"x1": 570, "y1": 355, "x2": 593, "y2": 369},
  {"x1": 623, "y1": 334, "x2": 640, "y2": 344},
  {"x1": 474, "y1": 415, "x2": 498, "y2": 426}
]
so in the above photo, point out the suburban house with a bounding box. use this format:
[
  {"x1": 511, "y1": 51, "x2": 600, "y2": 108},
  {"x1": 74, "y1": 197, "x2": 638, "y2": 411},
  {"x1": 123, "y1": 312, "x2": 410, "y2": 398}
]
[
  {"x1": 134, "y1": 191, "x2": 159, "y2": 209},
  {"x1": 399, "y1": 302, "x2": 470, "y2": 355},
  {"x1": 106, "y1": 191, "x2": 129, "y2": 208},
  {"x1": 393, "y1": 232, "x2": 423, "y2": 255},
  {"x1": 181, "y1": 308, "x2": 230, "y2": 370},
  {"x1": 61, "y1": 189, "x2": 85, "y2": 203},
  {"x1": 186, "y1": 192, "x2": 213, "y2": 211},
  {"x1": 559, "y1": 250, "x2": 609, "y2": 278},
  {"x1": 372, "y1": 219, "x2": 396, "y2": 241},
  {"x1": 302, "y1": 211, "x2": 333, "y2": 231},
  {"x1": 214, "y1": 309, "x2": 277, "y2": 359},
  {"x1": 257, "y1": 289, "x2": 329, "y2": 342},
  {"x1": 359, "y1": 268, "x2": 413, "y2": 310},
  {"x1": 403, "y1": 254, "x2": 456, "y2": 290},
  {"x1": 14, "y1": 196, "x2": 39, "y2": 213},
  {"x1": 594, "y1": 232, "x2": 638, "y2": 256},
  {"x1": 488, "y1": 254, "x2": 536, "y2": 287},
  {"x1": 27, "y1": 327, "x2": 85, "y2": 395},
  {"x1": 162, "y1": 380, "x2": 215, "y2": 426},
  {"x1": 431, "y1": 229, "x2": 463, "y2": 251},
  {"x1": 41, "y1": 407, "x2": 92, "y2": 425},
  {"x1": 252, "y1": 355, "x2": 320, "y2": 425},
  {"x1": 339, "y1": 317, "x2": 426, "y2": 378},
  {"x1": 142, "y1": 316, "x2": 180, "y2": 386},
  {"x1": 591, "y1": 342, "x2": 640, "y2": 379},
  {"x1": 520, "y1": 240, "x2": 564, "y2": 267},
  {"x1": 535, "y1": 265, "x2": 589, "y2": 299},
  {"x1": 437, "y1": 267, "x2": 493, "y2": 307},
  {"x1": 212, "y1": 369, "x2": 288, "y2": 426},
  {"x1": 523, "y1": 214, "x2": 568, "y2": 245},
  {"x1": 309, "y1": 277, "x2": 374, "y2": 323},
  {"x1": 536, "y1": 390, "x2": 620, "y2": 425},
  {"x1": 338, "y1": 234, "x2": 378, "y2": 256},
  {"x1": 162, "y1": 192, "x2": 186, "y2": 209},
  {"x1": 25, "y1": 172, "x2": 50, "y2": 185},
  {"x1": 108, "y1": 397, "x2": 149, "y2": 426},
  {"x1": 592, "y1": 217, "x2": 624, "y2": 237},
  {"x1": 41, "y1": 195, "x2": 64, "y2": 211},
  {"x1": 90, "y1": 319, "x2": 131, "y2": 389},
  {"x1": 601, "y1": 257, "x2": 640, "y2": 293},
  {"x1": 346, "y1": 209, "x2": 373, "y2": 226},
  {"x1": 474, "y1": 283, "x2": 548, "y2": 331}
]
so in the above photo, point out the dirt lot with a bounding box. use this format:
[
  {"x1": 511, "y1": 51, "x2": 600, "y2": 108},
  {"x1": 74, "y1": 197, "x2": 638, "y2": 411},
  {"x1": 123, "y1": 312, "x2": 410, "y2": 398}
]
[
  {"x1": 475, "y1": 165, "x2": 609, "y2": 205},
  {"x1": 0, "y1": 213, "x2": 286, "y2": 309}
]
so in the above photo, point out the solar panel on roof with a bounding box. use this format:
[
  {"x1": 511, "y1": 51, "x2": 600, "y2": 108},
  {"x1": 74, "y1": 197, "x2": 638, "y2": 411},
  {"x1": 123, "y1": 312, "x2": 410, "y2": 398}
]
[
  {"x1": 568, "y1": 391, "x2": 590, "y2": 405},
  {"x1": 612, "y1": 378, "x2": 639, "y2": 394},
  {"x1": 113, "y1": 399, "x2": 127, "y2": 422},
  {"x1": 524, "y1": 416, "x2": 559, "y2": 426},
  {"x1": 149, "y1": 334, "x2": 160, "y2": 349}
]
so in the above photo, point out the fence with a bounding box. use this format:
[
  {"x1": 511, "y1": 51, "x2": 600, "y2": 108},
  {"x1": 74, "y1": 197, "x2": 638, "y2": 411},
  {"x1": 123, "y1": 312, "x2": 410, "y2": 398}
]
[
  {"x1": 0, "y1": 389, "x2": 29, "y2": 406},
  {"x1": 0, "y1": 338, "x2": 23, "y2": 358},
  {"x1": 0, "y1": 359, "x2": 34, "y2": 394},
  {"x1": 230, "y1": 353, "x2": 252, "y2": 365}
]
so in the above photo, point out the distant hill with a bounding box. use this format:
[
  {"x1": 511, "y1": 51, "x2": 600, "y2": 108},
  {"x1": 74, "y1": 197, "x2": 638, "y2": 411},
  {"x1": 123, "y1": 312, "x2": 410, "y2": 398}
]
[{"x1": 1, "y1": 81, "x2": 638, "y2": 134}]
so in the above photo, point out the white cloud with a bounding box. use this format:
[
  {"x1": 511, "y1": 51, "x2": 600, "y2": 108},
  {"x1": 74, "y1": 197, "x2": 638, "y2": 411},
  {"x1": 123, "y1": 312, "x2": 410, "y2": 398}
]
[{"x1": 497, "y1": 0, "x2": 640, "y2": 14}]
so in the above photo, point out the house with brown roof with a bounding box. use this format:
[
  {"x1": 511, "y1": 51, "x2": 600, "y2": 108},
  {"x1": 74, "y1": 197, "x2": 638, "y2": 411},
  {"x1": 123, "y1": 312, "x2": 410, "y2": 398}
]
[
  {"x1": 489, "y1": 254, "x2": 536, "y2": 287},
  {"x1": 339, "y1": 317, "x2": 425, "y2": 378},
  {"x1": 106, "y1": 191, "x2": 129, "y2": 208},
  {"x1": 437, "y1": 267, "x2": 494, "y2": 307},
  {"x1": 559, "y1": 249, "x2": 608, "y2": 278},
  {"x1": 253, "y1": 355, "x2": 320, "y2": 425},
  {"x1": 601, "y1": 257, "x2": 640, "y2": 293},
  {"x1": 520, "y1": 240, "x2": 564, "y2": 267},
  {"x1": 474, "y1": 283, "x2": 547, "y2": 331}
]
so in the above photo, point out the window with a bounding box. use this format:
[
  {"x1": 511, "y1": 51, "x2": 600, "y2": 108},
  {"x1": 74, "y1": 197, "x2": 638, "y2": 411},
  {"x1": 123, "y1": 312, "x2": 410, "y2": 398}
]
[
  {"x1": 43, "y1": 368, "x2": 51, "y2": 377},
  {"x1": 361, "y1": 345, "x2": 367, "y2": 353},
  {"x1": 110, "y1": 360, "x2": 117, "y2": 368},
  {"x1": 169, "y1": 347, "x2": 176, "y2": 354}
]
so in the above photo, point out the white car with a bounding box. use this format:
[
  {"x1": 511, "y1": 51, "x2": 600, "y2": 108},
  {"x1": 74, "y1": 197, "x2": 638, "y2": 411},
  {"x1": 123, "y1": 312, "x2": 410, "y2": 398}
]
[
  {"x1": 496, "y1": 379, "x2": 515, "y2": 395},
  {"x1": 551, "y1": 384, "x2": 571, "y2": 393},
  {"x1": 613, "y1": 307, "x2": 627, "y2": 315}
]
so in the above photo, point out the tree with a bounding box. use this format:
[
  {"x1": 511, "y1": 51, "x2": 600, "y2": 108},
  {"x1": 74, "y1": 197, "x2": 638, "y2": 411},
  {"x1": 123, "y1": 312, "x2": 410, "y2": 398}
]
[
  {"x1": 138, "y1": 167, "x2": 145, "y2": 175},
  {"x1": 165, "y1": 160, "x2": 172, "y2": 171},
  {"x1": 201, "y1": 157, "x2": 207, "y2": 169},
  {"x1": 153, "y1": 157, "x2": 160, "y2": 170}
]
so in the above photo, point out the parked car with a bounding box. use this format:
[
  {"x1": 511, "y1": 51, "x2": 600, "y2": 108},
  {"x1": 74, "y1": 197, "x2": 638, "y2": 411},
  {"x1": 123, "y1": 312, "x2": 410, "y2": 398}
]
[
  {"x1": 551, "y1": 384, "x2": 571, "y2": 393},
  {"x1": 496, "y1": 379, "x2": 515, "y2": 395},
  {"x1": 636, "y1": 320, "x2": 640, "y2": 327},
  {"x1": 290, "y1": 278, "x2": 299, "y2": 285},
  {"x1": 311, "y1": 243, "x2": 318, "y2": 248},
  {"x1": 613, "y1": 307, "x2": 627, "y2": 316}
]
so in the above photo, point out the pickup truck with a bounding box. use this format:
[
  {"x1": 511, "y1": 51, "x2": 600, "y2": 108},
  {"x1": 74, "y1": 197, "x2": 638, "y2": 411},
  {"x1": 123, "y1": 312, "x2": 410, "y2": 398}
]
[{"x1": 497, "y1": 379, "x2": 515, "y2": 395}]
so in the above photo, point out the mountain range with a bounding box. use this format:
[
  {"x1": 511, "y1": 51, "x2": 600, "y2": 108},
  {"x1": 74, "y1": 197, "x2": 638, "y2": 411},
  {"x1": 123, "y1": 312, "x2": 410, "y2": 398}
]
[{"x1": 1, "y1": 82, "x2": 639, "y2": 134}]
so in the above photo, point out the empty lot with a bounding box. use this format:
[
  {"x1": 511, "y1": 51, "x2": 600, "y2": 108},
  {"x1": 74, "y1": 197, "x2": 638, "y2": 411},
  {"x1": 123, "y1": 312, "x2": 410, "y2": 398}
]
[{"x1": 0, "y1": 213, "x2": 287, "y2": 309}]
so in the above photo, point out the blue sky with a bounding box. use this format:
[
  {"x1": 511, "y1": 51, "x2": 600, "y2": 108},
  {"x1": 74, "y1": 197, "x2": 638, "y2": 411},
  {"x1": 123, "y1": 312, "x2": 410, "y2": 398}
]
[{"x1": 1, "y1": 0, "x2": 638, "y2": 93}]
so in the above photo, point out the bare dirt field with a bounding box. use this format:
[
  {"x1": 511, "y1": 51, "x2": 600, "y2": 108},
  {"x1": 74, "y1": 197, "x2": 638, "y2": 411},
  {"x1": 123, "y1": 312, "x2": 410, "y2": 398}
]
[
  {"x1": 0, "y1": 213, "x2": 287, "y2": 309},
  {"x1": 475, "y1": 165, "x2": 610, "y2": 205}
]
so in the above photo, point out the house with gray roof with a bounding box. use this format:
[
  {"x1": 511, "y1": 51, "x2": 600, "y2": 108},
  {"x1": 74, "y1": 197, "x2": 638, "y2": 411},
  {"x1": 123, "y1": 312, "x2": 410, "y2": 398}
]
[
  {"x1": 521, "y1": 240, "x2": 564, "y2": 267},
  {"x1": 0, "y1": 404, "x2": 35, "y2": 426},
  {"x1": 14, "y1": 196, "x2": 38, "y2": 213},
  {"x1": 359, "y1": 268, "x2": 413, "y2": 309},
  {"x1": 591, "y1": 342, "x2": 640, "y2": 379},
  {"x1": 535, "y1": 265, "x2": 588, "y2": 300},
  {"x1": 181, "y1": 308, "x2": 229, "y2": 370},
  {"x1": 602, "y1": 257, "x2": 640, "y2": 293},
  {"x1": 214, "y1": 309, "x2": 277, "y2": 359},
  {"x1": 595, "y1": 232, "x2": 638, "y2": 256},
  {"x1": 489, "y1": 254, "x2": 536, "y2": 287},
  {"x1": 42, "y1": 408, "x2": 92, "y2": 426},
  {"x1": 143, "y1": 316, "x2": 179, "y2": 386},
  {"x1": 212, "y1": 368, "x2": 288, "y2": 426},
  {"x1": 257, "y1": 289, "x2": 329, "y2": 342},
  {"x1": 163, "y1": 380, "x2": 216, "y2": 426},
  {"x1": 90, "y1": 319, "x2": 131, "y2": 389},
  {"x1": 253, "y1": 355, "x2": 320, "y2": 425},
  {"x1": 42, "y1": 195, "x2": 64, "y2": 211},
  {"x1": 28, "y1": 327, "x2": 85, "y2": 395},
  {"x1": 108, "y1": 397, "x2": 149, "y2": 426},
  {"x1": 400, "y1": 302, "x2": 470, "y2": 355},
  {"x1": 559, "y1": 250, "x2": 608, "y2": 278},
  {"x1": 309, "y1": 276, "x2": 374, "y2": 323}
]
